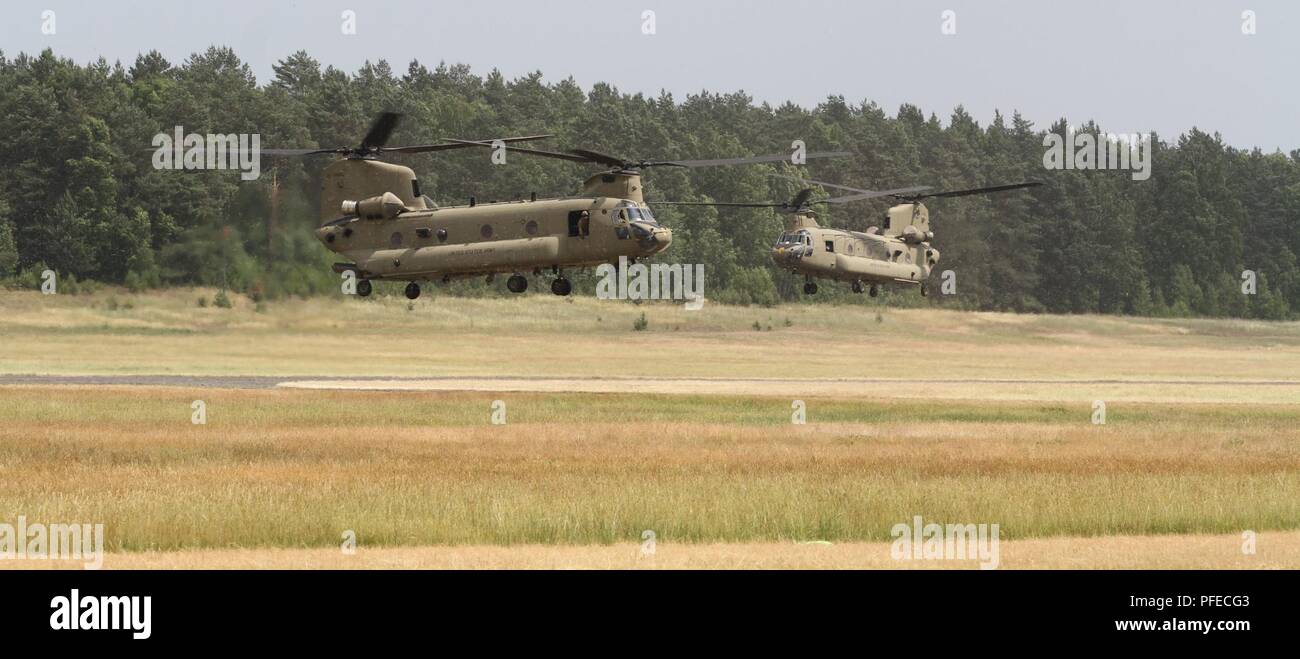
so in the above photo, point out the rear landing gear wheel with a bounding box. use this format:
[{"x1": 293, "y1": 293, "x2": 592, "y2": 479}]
[
  {"x1": 803, "y1": 281, "x2": 818, "y2": 295},
  {"x1": 507, "y1": 274, "x2": 528, "y2": 294},
  {"x1": 851, "y1": 280, "x2": 864, "y2": 294},
  {"x1": 919, "y1": 284, "x2": 928, "y2": 297},
  {"x1": 356, "y1": 279, "x2": 372, "y2": 297},
  {"x1": 869, "y1": 284, "x2": 879, "y2": 298},
  {"x1": 404, "y1": 282, "x2": 421, "y2": 300},
  {"x1": 551, "y1": 278, "x2": 572, "y2": 296}
]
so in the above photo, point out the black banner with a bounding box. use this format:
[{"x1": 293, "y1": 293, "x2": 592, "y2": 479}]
[{"x1": 0, "y1": 569, "x2": 1287, "y2": 648}]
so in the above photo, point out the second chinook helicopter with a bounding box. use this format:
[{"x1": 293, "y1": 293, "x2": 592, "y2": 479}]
[
  {"x1": 652, "y1": 177, "x2": 1040, "y2": 297},
  {"x1": 295, "y1": 113, "x2": 848, "y2": 299}
]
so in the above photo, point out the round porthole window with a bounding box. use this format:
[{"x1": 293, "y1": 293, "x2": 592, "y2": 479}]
[
  {"x1": 390, "y1": 232, "x2": 403, "y2": 248},
  {"x1": 525, "y1": 220, "x2": 538, "y2": 236},
  {"x1": 436, "y1": 228, "x2": 448, "y2": 242},
  {"x1": 480, "y1": 224, "x2": 494, "y2": 239}
]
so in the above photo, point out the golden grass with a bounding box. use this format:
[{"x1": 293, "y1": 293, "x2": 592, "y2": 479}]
[
  {"x1": 3, "y1": 289, "x2": 1298, "y2": 568},
  {"x1": 1, "y1": 387, "x2": 1297, "y2": 553},
  {"x1": 9, "y1": 531, "x2": 1298, "y2": 570}
]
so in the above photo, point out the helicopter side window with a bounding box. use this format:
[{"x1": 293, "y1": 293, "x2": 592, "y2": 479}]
[
  {"x1": 567, "y1": 210, "x2": 591, "y2": 238},
  {"x1": 825, "y1": 240, "x2": 834, "y2": 253}
]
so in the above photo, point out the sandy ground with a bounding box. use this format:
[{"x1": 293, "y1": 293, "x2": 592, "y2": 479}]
[
  {"x1": 5, "y1": 531, "x2": 1296, "y2": 570},
  {"x1": 3, "y1": 374, "x2": 1299, "y2": 403},
  {"x1": 277, "y1": 377, "x2": 1300, "y2": 403}
]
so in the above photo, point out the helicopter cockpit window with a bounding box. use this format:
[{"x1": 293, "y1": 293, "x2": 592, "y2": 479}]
[
  {"x1": 616, "y1": 202, "x2": 659, "y2": 226},
  {"x1": 638, "y1": 205, "x2": 658, "y2": 225}
]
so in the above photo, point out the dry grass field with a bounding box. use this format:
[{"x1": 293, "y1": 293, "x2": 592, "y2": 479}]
[
  {"x1": 1, "y1": 288, "x2": 1298, "y2": 568},
  {"x1": 2, "y1": 287, "x2": 1299, "y2": 386}
]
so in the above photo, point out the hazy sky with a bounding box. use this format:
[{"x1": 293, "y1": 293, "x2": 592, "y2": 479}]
[{"x1": 3, "y1": 0, "x2": 1297, "y2": 151}]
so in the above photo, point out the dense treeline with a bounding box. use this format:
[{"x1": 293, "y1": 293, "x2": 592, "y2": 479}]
[{"x1": 0, "y1": 47, "x2": 1296, "y2": 318}]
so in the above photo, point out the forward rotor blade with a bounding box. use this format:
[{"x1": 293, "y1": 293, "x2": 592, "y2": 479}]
[
  {"x1": 360, "y1": 112, "x2": 402, "y2": 150},
  {"x1": 900, "y1": 181, "x2": 1043, "y2": 201},
  {"x1": 658, "y1": 150, "x2": 850, "y2": 168}
]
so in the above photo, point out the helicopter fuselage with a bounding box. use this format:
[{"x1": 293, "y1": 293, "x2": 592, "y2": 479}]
[
  {"x1": 311, "y1": 158, "x2": 670, "y2": 284},
  {"x1": 317, "y1": 195, "x2": 672, "y2": 282},
  {"x1": 772, "y1": 204, "x2": 940, "y2": 294}
]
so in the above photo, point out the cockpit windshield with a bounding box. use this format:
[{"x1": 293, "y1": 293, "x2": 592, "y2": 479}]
[
  {"x1": 776, "y1": 232, "x2": 807, "y2": 245},
  {"x1": 618, "y1": 202, "x2": 659, "y2": 226}
]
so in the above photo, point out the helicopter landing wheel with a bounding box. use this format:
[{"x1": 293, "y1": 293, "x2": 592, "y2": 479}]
[
  {"x1": 404, "y1": 282, "x2": 421, "y2": 300},
  {"x1": 356, "y1": 279, "x2": 372, "y2": 298},
  {"x1": 851, "y1": 280, "x2": 864, "y2": 294},
  {"x1": 803, "y1": 281, "x2": 818, "y2": 295},
  {"x1": 869, "y1": 284, "x2": 879, "y2": 298},
  {"x1": 919, "y1": 284, "x2": 928, "y2": 297},
  {"x1": 551, "y1": 278, "x2": 572, "y2": 296},
  {"x1": 507, "y1": 274, "x2": 528, "y2": 294}
]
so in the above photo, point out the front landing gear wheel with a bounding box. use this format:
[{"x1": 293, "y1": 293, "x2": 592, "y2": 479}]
[
  {"x1": 507, "y1": 274, "x2": 529, "y2": 294},
  {"x1": 851, "y1": 280, "x2": 864, "y2": 294},
  {"x1": 869, "y1": 284, "x2": 879, "y2": 298},
  {"x1": 404, "y1": 282, "x2": 421, "y2": 300},
  {"x1": 356, "y1": 279, "x2": 372, "y2": 297},
  {"x1": 551, "y1": 278, "x2": 572, "y2": 296},
  {"x1": 803, "y1": 281, "x2": 818, "y2": 295}
]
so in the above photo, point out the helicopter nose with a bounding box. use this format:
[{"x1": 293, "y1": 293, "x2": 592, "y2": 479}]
[
  {"x1": 636, "y1": 225, "x2": 672, "y2": 253},
  {"x1": 652, "y1": 227, "x2": 672, "y2": 251}
]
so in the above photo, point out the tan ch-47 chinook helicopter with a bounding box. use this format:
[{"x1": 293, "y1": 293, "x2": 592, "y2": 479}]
[
  {"x1": 287, "y1": 113, "x2": 847, "y2": 299},
  {"x1": 654, "y1": 176, "x2": 1040, "y2": 297}
]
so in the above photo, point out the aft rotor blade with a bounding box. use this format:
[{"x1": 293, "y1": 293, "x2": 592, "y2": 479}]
[
  {"x1": 384, "y1": 134, "x2": 553, "y2": 154},
  {"x1": 769, "y1": 172, "x2": 876, "y2": 195},
  {"x1": 568, "y1": 148, "x2": 631, "y2": 168},
  {"x1": 258, "y1": 148, "x2": 350, "y2": 157},
  {"x1": 821, "y1": 186, "x2": 934, "y2": 204},
  {"x1": 647, "y1": 201, "x2": 791, "y2": 208},
  {"x1": 360, "y1": 112, "x2": 402, "y2": 150},
  {"x1": 441, "y1": 139, "x2": 595, "y2": 163},
  {"x1": 318, "y1": 215, "x2": 358, "y2": 229},
  {"x1": 658, "y1": 150, "x2": 850, "y2": 168}
]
